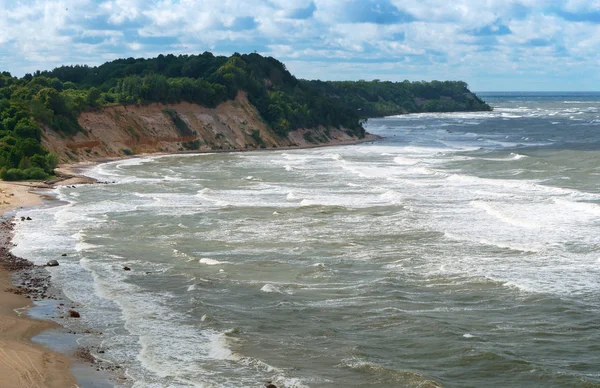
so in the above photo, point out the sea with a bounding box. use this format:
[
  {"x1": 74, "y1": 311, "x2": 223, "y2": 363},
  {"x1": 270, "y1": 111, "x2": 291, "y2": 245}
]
[{"x1": 12, "y1": 92, "x2": 600, "y2": 388}]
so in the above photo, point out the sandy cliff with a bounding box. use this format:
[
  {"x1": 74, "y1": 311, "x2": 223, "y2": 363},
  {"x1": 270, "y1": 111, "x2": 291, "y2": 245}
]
[{"x1": 41, "y1": 92, "x2": 370, "y2": 163}]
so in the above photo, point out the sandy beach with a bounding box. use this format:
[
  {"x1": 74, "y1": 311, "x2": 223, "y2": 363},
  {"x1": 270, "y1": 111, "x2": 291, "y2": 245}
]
[
  {"x1": 0, "y1": 182, "x2": 46, "y2": 216},
  {"x1": 0, "y1": 213, "x2": 77, "y2": 387}
]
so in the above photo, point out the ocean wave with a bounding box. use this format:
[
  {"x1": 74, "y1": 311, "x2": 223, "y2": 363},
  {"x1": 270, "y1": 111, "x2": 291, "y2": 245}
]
[
  {"x1": 340, "y1": 358, "x2": 442, "y2": 387},
  {"x1": 471, "y1": 200, "x2": 539, "y2": 229},
  {"x1": 379, "y1": 190, "x2": 403, "y2": 205},
  {"x1": 199, "y1": 258, "x2": 229, "y2": 265},
  {"x1": 510, "y1": 153, "x2": 528, "y2": 160},
  {"x1": 445, "y1": 173, "x2": 600, "y2": 201},
  {"x1": 393, "y1": 156, "x2": 419, "y2": 165},
  {"x1": 552, "y1": 198, "x2": 600, "y2": 217},
  {"x1": 443, "y1": 232, "x2": 541, "y2": 253},
  {"x1": 286, "y1": 191, "x2": 301, "y2": 200},
  {"x1": 260, "y1": 284, "x2": 282, "y2": 293}
]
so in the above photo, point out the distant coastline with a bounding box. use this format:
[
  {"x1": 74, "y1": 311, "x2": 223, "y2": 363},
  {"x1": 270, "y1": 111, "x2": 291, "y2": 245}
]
[{"x1": 0, "y1": 51, "x2": 489, "y2": 182}]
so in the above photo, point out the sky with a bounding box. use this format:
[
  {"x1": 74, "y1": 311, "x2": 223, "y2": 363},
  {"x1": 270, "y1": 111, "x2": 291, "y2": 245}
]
[{"x1": 0, "y1": 0, "x2": 599, "y2": 91}]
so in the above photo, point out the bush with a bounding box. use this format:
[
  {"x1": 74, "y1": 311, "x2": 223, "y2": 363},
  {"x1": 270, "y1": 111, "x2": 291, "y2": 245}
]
[
  {"x1": 122, "y1": 148, "x2": 134, "y2": 156},
  {"x1": 1, "y1": 168, "x2": 25, "y2": 180},
  {"x1": 22, "y1": 167, "x2": 49, "y2": 180},
  {"x1": 102, "y1": 93, "x2": 115, "y2": 103},
  {"x1": 1, "y1": 167, "x2": 49, "y2": 181},
  {"x1": 51, "y1": 115, "x2": 82, "y2": 135},
  {"x1": 44, "y1": 153, "x2": 58, "y2": 173},
  {"x1": 250, "y1": 130, "x2": 266, "y2": 148},
  {"x1": 182, "y1": 140, "x2": 200, "y2": 150},
  {"x1": 345, "y1": 127, "x2": 366, "y2": 139},
  {"x1": 303, "y1": 131, "x2": 316, "y2": 143},
  {"x1": 162, "y1": 109, "x2": 194, "y2": 137}
]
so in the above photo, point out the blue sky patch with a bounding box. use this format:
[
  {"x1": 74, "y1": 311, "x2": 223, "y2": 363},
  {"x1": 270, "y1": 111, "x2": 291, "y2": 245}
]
[
  {"x1": 554, "y1": 9, "x2": 600, "y2": 23},
  {"x1": 288, "y1": 2, "x2": 316, "y2": 19},
  {"x1": 468, "y1": 20, "x2": 512, "y2": 36},
  {"x1": 342, "y1": 0, "x2": 415, "y2": 24}
]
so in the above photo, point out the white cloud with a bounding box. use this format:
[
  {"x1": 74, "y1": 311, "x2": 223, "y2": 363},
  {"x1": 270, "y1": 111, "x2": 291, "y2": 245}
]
[
  {"x1": 563, "y1": 0, "x2": 600, "y2": 13},
  {"x1": 0, "y1": 0, "x2": 598, "y2": 89},
  {"x1": 101, "y1": 0, "x2": 143, "y2": 25}
]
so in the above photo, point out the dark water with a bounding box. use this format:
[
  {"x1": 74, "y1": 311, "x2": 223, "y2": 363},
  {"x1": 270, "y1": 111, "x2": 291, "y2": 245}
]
[{"x1": 13, "y1": 92, "x2": 600, "y2": 387}]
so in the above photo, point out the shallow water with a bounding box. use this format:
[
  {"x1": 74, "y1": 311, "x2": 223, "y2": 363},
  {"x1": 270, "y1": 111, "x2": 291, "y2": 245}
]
[{"x1": 13, "y1": 92, "x2": 600, "y2": 387}]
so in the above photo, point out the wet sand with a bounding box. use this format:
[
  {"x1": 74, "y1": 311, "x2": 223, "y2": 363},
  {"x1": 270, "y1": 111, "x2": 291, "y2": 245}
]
[{"x1": 0, "y1": 218, "x2": 78, "y2": 388}]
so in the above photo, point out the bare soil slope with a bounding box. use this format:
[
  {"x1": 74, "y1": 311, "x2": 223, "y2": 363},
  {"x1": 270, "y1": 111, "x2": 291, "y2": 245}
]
[{"x1": 42, "y1": 92, "x2": 368, "y2": 163}]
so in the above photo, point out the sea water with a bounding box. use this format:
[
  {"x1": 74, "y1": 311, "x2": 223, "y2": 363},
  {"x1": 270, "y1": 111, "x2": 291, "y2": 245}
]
[{"x1": 12, "y1": 92, "x2": 600, "y2": 387}]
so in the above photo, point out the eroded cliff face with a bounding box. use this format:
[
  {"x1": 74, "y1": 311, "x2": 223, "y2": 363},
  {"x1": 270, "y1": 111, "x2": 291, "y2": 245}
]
[{"x1": 41, "y1": 92, "x2": 368, "y2": 163}]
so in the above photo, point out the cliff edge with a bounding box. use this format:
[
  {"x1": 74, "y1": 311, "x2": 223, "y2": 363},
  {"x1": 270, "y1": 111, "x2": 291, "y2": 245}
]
[{"x1": 42, "y1": 92, "x2": 373, "y2": 163}]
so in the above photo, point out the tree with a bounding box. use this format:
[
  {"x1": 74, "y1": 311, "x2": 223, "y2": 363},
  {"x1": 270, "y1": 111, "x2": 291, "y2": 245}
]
[
  {"x1": 44, "y1": 153, "x2": 58, "y2": 173},
  {"x1": 15, "y1": 138, "x2": 45, "y2": 158},
  {"x1": 86, "y1": 87, "x2": 102, "y2": 107},
  {"x1": 14, "y1": 118, "x2": 41, "y2": 141},
  {"x1": 35, "y1": 88, "x2": 68, "y2": 115}
]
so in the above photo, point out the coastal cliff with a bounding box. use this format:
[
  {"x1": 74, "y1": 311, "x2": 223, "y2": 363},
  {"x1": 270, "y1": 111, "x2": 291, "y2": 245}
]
[
  {"x1": 41, "y1": 92, "x2": 371, "y2": 163},
  {"x1": 0, "y1": 52, "x2": 489, "y2": 180}
]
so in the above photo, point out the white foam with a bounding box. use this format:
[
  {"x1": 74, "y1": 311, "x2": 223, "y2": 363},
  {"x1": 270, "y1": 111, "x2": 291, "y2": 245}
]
[
  {"x1": 299, "y1": 199, "x2": 317, "y2": 207},
  {"x1": 173, "y1": 249, "x2": 195, "y2": 261},
  {"x1": 207, "y1": 333, "x2": 237, "y2": 360},
  {"x1": 114, "y1": 157, "x2": 158, "y2": 170},
  {"x1": 471, "y1": 201, "x2": 539, "y2": 229},
  {"x1": 445, "y1": 173, "x2": 600, "y2": 201},
  {"x1": 199, "y1": 258, "x2": 227, "y2": 266},
  {"x1": 393, "y1": 156, "x2": 419, "y2": 166},
  {"x1": 510, "y1": 153, "x2": 528, "y2": 160},
  {"x1": 380, "y1": 190, "x2": 403, "y2": 205},
  {"x1": 272, "y1": 377, "x2": 311, "y2": 388},
  {"x1": 261, "y1": 284, "x2": 282, "y2": 293},
  {"x1": 553, "y1": 198, "x2": 600, "y2": 217},
  {"x1": 443, "y1": 232, "x2": 541, "y2": 253},
  {"x1": 196, "y1": 188, "x2": 230, "y2": 207},
  {"x1": 163, "y1": 175, "x2": 187, "y2": 182},
  {"x1": 75, "y1": 242, "x2": 99, "y2": 252}
]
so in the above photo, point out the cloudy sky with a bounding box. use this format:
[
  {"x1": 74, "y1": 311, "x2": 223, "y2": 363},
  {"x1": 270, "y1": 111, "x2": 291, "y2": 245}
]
[{"x1": 0, "y1": 0, "x2": 599, "y2": 91}]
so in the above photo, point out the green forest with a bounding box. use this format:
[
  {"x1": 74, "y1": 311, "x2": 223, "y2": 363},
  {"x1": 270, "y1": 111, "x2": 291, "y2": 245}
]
[{"x1": 0, "y1": 52, "x2": 491, "y2": 180}]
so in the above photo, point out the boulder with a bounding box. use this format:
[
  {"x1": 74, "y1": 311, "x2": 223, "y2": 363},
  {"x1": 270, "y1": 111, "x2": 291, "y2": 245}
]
[
  {"x1": 26, "y1": 217, "x2": 32, "y2": 220},
  {"x1": 47, "y1": 260, "x2": 59, "y2": 267},
  {"x1": 68, "y1": 310, "x2": 81, "y2": 318},
  {"x1": 61, "y1": 253, "x2": 67, "y2": 257},
  {"x1": 123, "y1": 266, "x2": 131, "y2": 271}
]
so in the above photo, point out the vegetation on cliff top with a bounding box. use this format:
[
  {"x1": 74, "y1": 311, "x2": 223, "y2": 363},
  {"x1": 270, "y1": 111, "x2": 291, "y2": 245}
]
[{"x1": 0, "y1": 52, "x2": 490, "y2": 180}]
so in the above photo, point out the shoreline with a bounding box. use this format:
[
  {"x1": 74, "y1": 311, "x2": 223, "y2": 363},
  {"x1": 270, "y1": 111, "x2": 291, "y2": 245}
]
[
  {"x1": 52, "y1": 132, "x2": 382, "y2": 177},
  {"x1": 0, "y1": 134, "x2": 382, "y2": 387},
  {"x1": 0, "y1": 218, "x2": 78, "y2": 387}
]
